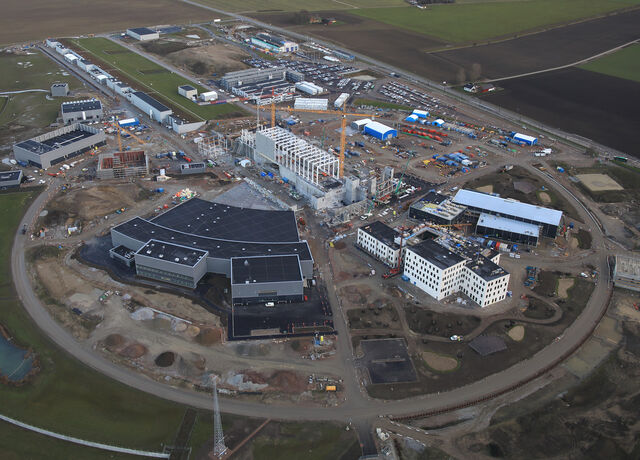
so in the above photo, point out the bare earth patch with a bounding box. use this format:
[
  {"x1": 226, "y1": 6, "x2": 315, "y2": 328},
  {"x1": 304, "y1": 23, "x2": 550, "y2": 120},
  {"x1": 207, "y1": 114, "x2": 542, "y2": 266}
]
[
  {"x1": 557, "y1": 278, "x2": 575, "y2": 299},
  {"x1": 538, "y1": 191, "x2": 551, "y2": 204},
  {"x1": 423, "y1": 351, "x2": 458, "y2": 372},
  {"x1": 576, "y1": 173, "x2": 623, "y2": 192},
  {"x1": 507, "y1": 325, "x2": 525, "y2": 342},
  {"x1": 476, "y1": 185, "x2": 493, "y2": 194}
]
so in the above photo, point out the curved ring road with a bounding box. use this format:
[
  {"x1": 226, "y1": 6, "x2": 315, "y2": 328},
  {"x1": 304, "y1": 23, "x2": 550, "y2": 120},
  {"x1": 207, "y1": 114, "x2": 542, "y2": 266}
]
[{"x1": 12, "y1": 154, "x2": 612, "y2": 424}]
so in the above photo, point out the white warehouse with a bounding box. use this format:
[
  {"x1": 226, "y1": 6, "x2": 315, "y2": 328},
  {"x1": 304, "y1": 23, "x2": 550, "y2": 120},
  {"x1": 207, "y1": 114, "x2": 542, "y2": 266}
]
[
  {"x1": 127, "y1": 27, "x2": 159, "y2": 41},
  {"x1": 130, "y1": 91, "x2": 172, "y2": 123},
  {"x1": 295, "y1": 81, "x2": 324, "y2": 95}
]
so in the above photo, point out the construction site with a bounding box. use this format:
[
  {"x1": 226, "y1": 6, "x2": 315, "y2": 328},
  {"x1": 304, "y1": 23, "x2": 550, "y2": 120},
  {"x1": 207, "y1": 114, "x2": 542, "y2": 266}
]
[{"x1": 3, "y1": 16, "x2": 639, "y2": 460}]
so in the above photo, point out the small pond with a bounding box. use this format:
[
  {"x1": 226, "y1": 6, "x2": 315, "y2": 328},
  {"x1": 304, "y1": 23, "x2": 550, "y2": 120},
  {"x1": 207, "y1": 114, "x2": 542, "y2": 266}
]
[{"x1": 0, "y1": 332, "x2": 34, "y2": 382}]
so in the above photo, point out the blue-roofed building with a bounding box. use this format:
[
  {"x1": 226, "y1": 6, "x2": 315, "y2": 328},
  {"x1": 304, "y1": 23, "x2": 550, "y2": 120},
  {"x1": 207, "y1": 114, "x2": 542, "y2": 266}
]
[{"x1": 363, "y1": 121, "x2": 397, "y2": 141}]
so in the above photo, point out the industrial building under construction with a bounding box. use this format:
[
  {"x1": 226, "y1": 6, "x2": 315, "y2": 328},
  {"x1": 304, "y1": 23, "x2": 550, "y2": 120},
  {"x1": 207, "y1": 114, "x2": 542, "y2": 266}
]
[
  {"x1": 97, "y1": 150, "x2": 149, "y2": 179},
  {"x1": 236, "y1": 126, "x2": 371, "y2": 211}
]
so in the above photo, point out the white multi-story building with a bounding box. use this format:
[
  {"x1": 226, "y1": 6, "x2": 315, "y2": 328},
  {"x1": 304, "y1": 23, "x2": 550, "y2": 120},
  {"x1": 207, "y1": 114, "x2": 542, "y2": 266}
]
[
  {"x1": 403, "y1": 239, "x2": 510, "y2": 307},
  {"x1": 356, "y1": 221, "x2": 401, "y2": 268}
]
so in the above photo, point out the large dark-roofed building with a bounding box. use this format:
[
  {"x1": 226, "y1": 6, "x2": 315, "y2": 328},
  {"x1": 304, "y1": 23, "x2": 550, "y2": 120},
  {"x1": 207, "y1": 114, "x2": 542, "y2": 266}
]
[
  {"x1": 110, "y1": 197, "x2": 313, "y2": 300},
  {"x1": 13, "y1": 123, "x2": 106, "y2": 168},
  {"x1": 126, "y1": 27, "x2": 159, "y2": 41},
  {"x1": 130, "y1": 91, "x2": 172, "y2": 123},
  {"x1": 231, "y1": 255, "x2": 303, "y2": 305},
  {"x1": 151, "y1": 198, "x2": 300, "y2": 243}
]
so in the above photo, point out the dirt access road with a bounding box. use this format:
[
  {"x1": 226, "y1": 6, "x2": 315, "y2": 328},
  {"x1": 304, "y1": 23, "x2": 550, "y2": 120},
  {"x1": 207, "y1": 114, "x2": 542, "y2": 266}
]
[{"x1": 13, "y1": 156, "x2": 613, "y2": 426}]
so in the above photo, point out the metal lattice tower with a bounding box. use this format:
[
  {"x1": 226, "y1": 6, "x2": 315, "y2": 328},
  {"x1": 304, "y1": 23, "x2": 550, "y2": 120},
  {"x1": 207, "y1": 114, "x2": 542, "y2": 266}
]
[{"x1": 211, "y1": 378, "x2": 227, "y2": 458}]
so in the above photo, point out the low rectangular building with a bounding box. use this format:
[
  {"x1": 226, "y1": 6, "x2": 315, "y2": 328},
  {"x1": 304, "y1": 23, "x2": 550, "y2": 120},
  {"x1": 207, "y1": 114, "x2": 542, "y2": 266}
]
[
  {"x1": 127, "y1": 27, "x2": 159, "y2": 41},
  {"x1": 0, "y1": 170, "x2": 23, "y2": 189},
  {"x1": 180, "y1": 162, "x2": 206, "y2": 175},
  {"x1": 453, "y1": 189, "x2": 562, "y2": 238},
  {"x1": 356, "y1": 221, "x2": 401, "y2": 268},
  {"x1": 178, "y1": 85, "x2": 197, "y2": 99},
  {"x1": 134, "y1": 240, "x2": 209, "y2": 288},
  {"x1": 61, "y1": 99, "x2": 103, "y2": 124},
  {"x1": 294, "y1": 98, "x2": 328, "y2": 111},
  {"x1": 476, "y1": 213, "x2": 540, "y2": 246},
  {"x1": 130, "y1": 91, "x2": 172, "y2": 123},
  {"x1": 13, "y1": 123, "x2": 106, "y2": 169},
  {"x1": 409, "y1": 191, "x2": 466, "y2": 226},
  {"x1": 230, "y1": 255, "x2": 304, "y2": 305},
  {"x1": 51, "y1": 82, "x2": 69, "y2": 97},
  {"x1": 613, "y1": 255, "x2": 640, "y2": 292},
  {"x1": 461, "y1": 255, "x2": 510, "y2": 307},
  {"x1": 364, "y1": 121, "x2": 397, "y2": 141}
]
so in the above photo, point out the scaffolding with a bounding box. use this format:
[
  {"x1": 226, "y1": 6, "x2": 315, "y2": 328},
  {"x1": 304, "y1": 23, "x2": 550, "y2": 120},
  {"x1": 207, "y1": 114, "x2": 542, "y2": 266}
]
[
  {"x1": 255, "y1": 126, "x2": 339, "y2": 186},
  {"x1": 197, "y1": 134, "x2": 227, "y2": 160},
  {"x1": 96, "y1": 150, "x2": 148, "y2": 179}
]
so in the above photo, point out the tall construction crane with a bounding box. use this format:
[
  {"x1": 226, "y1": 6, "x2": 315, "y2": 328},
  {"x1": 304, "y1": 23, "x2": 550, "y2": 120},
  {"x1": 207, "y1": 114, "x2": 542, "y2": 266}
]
[
  {"x1": 109, "y1": 122, "x2": 147, "y2": 152},
  {"x1": 259, "y1": 102, "x2": 375, "y2": 178}
]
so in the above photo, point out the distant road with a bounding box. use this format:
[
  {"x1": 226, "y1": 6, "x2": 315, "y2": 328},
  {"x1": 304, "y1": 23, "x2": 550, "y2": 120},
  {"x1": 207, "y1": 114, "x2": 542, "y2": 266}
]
[{"x1": 0, "y1": 89, "x2": 48, "y2": 94}]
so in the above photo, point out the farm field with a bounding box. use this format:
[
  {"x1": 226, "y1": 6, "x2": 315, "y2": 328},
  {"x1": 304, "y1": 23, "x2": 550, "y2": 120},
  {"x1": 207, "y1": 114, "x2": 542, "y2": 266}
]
[
  {"x1": 264, "y1": 8, "x2": 640, "y2": 84},
  {"x1": 194, "y1": 0, "x2": 405, "y2": 13},
  {"x1": 480, "y1": 68, "x2": 640, "y2": 158},
  {"x1": 351, "y1": 0, "x2": 640, "y2": 43},
  {"x1": 0, "y1": 0, "x2": 208, "y2": 45},
  {"x1": 434, "y1": 9, "x2": 640, "y2": 80},
  {"x1": 580, "y1": 43, "x2": 640, "y2": 83},
  {"x1": 68, "y1": 38, "x2": 246, "y2": 121},
  {"x1": 0, "y1": 50, "x2": 83, "y2": 154}
]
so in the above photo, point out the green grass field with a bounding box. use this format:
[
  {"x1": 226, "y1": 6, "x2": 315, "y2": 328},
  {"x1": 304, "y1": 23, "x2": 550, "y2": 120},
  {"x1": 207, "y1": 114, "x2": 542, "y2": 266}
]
[
  {"x1": 195, "y1": 0, "x2": 405, "y2": 13},
  {"x1": 352, "y1": 0, "x2": 640, "y2": 43},
  {"x1": 0, "y1": 51, "x2": 81, "y2": 139},
  {"x1": 69, "y1": 37, "x2": 246, "y2": 121},
  {"x1": 0, "y1": 191, "x2": 189, "y2": 457},
  {"x1": 579, "y1": 44, "x2": 640, "y2": 83}
]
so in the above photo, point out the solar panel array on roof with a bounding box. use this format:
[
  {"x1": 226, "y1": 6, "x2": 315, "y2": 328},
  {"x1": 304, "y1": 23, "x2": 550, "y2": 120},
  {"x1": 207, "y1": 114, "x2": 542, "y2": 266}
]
[
  {"x1": 61, "y1": 99, "x2": 102, "y2": 113},
  {"x1": 453, "y1": 189, "x2": 562, "y2": 226}
]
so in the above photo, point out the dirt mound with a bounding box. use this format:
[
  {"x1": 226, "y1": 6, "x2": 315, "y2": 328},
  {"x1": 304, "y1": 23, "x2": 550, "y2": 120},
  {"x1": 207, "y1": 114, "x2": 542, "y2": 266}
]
[
  {"x1": 195, "y1": 327, "x2": 222, "y2": 346},
  {"x1": 267, "y1": 370, "x2": 308, "y2": 393},
  {"x1": 155, "y1": 351, "x2": 176, "y2": 367},
  {"x1": 333, "y1": 241, "x2": 346, "y2": 250},
  {"x1": 118, "y1": 343, "x2": 148, "y2": 359},
  {"x1": 104, "y1": 333, "x2": 125, "y2": 351},
  {"x1": 243, "y1": 370, "x2": 268, "y2": 385}
]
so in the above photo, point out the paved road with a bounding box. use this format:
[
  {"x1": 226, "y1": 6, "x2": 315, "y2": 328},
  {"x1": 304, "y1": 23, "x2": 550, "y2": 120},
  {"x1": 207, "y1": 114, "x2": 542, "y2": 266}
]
[{"x1": 9, "y1": 3, "x2": 616, "y2": 448}]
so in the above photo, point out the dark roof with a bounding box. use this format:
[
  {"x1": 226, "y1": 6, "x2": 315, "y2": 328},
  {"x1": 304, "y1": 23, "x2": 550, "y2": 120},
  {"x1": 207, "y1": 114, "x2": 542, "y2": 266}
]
[
  {"x1": 112, "y1": 217, "x2": 312, "y2": 261},
  {"x1": 132, "y1": 91, "x2": 171, "y2": 113},
  {"x1": 15, "y1": 128, "x2": 96, "y2": 155},
  {"x1": 110, "y1": 245, "x2": 135, "y2": 259},
  {"x1": 408, "y1": 239, "x2": 464, "y2": 269},
  {"x1": 0, "y1": 170, "x2": 22, "y2": 182},
  {"x1": 180, "y1": 163, "x2": 205, "y2": 170},
  {"x1": 151, "y1": 198, "x2": 299, "y2": 243},
  {"x1": 136, "y1": 239, "x2": 207, "y2": 266},
  {"x1": 469, "y1": 335, "x2": 507, "y2": 356},
  {"x1": 128, "y1": 27, "x2": 156, "y2": 35},
  {"x1": 61, "y1": 99, "x2": 102, "y2": 113},
  {"x1": 416, "y1": 191, "x2": 448, "y2": 205},
  {"x1": 360, "y1": 221, "x2": 399, "y2": 249},
  {"x1": 179, "y1": 85, "x2": 196, "y2": 91},
  {"x1": 465, "y1": 255, "x2": 508, "y2": 281},
  {"x1": 231, "y1": 255, "x2": 302, "y2": 284}
]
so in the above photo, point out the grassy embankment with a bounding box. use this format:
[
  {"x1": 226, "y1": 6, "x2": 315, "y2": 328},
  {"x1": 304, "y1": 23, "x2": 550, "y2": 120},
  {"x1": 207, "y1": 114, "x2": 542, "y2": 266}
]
[{"x1": 69, "y1": 37, "x2": 246, "y2": 121}]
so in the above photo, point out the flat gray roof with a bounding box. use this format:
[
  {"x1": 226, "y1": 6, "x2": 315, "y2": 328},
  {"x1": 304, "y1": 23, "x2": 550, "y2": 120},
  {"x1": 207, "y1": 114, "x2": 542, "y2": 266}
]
[
  {"x1": 477, "y1": 213, "x2": 540, "y2": 237},
  {"x1": 454, "y1": 189, "x2": 562, "y2": 226},
  {"x1": 128, "y1": 27, "x2": 156, "y2": 35},
  {"x1": 408, "y1": 239, "x2": 464, "y2": 270}
]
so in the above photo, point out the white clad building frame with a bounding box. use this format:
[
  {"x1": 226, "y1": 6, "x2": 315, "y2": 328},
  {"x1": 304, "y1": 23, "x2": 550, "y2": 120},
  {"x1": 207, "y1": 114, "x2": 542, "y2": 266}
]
[
  {"x1": 356, "y1": 227, "x2": 400, "y2": 268},
  {"x1": 256, "y1": 127, "x2": 339, "y2": 186}
]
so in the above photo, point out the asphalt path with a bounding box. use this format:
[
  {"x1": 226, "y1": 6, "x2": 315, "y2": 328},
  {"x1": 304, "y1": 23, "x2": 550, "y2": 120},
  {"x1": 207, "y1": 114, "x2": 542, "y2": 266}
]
[{"x1": 8, "y1": 2, "x2": 617, "y2": 446}]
